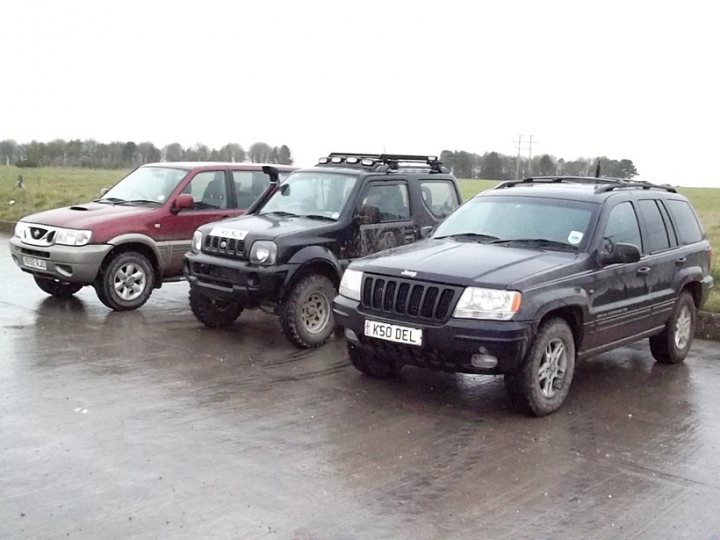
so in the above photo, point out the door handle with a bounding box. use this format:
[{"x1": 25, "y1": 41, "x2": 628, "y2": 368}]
[
  {"x1": 637, "y1": 266, "x2": 651, "y2": 276},
  {"x1": 675, "y1": 257, "x2": 687, "y2": 265}
]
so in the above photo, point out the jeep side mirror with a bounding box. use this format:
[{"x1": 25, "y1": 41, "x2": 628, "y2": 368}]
[
  {"x1": 420, "y1": 225, "x2": 434, "y2": 239},
  {"x1": 172, "y1": 193, "x2": 194, "y2": 214},
  {"x1": 600, "y1": 243, "x2": 641, "y2": 265}
]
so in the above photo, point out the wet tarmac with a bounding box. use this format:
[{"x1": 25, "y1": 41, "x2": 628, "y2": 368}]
[{"x1": 2, "y1": 236, "x2": 720, "y2": 540}]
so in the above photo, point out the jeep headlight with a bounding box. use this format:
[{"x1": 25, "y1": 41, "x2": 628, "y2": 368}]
[
  {"x1": 249, "y1": 240, "x2": 277, "y2": 265},
  {"x1": 54, "y1": 228, "x2": 93, "y2": 246},
  {"x1": 453, "y1": 287, "x2": 521, "y2": 320},
  {"x1": 339, "y1": 268, "x2": 364, "y2": 301},
  {"x1": 192, "y1": 230, "x2": 203, "y2": 252}
]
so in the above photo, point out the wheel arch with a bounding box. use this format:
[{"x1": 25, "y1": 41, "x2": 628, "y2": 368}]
[
  {"x1": 536, "y1": 305, "x2": 585, "y2": 350},
  {"x1": 681, "y1": 280, "x2": 702, "y2": 309},
  {"x1": 283, "y1": 246, "x2": 343, "y2": 295},
  {"x1": 101, "y1": 235, "x2": 163, "y2": 287}
]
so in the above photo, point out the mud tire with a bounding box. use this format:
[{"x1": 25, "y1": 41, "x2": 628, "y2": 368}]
[
  {"x1": 189, "y1": 286, "x2": 242, "y2": 328},
  {"x1": 33, "y1": 275, "x2": 82, "y2": 298},
  {"x1": 348, "y1": 343, "x2": 400, "y2": 378},
  {"x1": 280, "y1": 274, "x2": 337, "y2": 349},
  {"x1": 650, "y1": 291, "x2": 696, "y2": 365}
]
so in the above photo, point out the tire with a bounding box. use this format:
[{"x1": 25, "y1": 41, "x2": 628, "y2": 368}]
[
  {"x1": 649, "y1": 291, "x2": 696, "y2": 365},
  {"x1": 33, "y1": 275, "x2": 82, "y2": 298},
  {"x1": 347, "y1": 343, "x2": 400, "y2": 378},
  {"x1": 189, "y1": 285, "x2": 242, "y2": 328},
  {"x1": 279, "y1": 274, "x2": 337, "y2": 349},
  {"x1": 505, "y1": 318, "x2": 576, "y2": 416},
  {"x1": 94, "y1": 251, "x2": 154, "y2": 311}
]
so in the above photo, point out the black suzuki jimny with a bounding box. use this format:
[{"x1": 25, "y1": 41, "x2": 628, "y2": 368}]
[
  {"x1": 184, "y1": 153, "x2": 461, "y2": 348},
  {"x1": 333, "y1": 176, "x2": 713, "y2": 416}
]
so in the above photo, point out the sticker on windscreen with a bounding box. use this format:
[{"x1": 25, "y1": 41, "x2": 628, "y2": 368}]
[{"x1": 568, "y1": 231, "x2": 583, "y2": 245}]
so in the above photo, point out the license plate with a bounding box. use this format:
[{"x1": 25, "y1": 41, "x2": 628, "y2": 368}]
[
  {"x1": 22, "y1": 256, "x2": 47, "y2": 270},
  {"x1": 364, "y1": 319, "x2": 423, "y2": 346}
]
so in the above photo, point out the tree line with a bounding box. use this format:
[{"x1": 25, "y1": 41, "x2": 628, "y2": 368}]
[
  {"x1": 440, "y1": 150, "x2": 638, "y2": 180},
  {"x1": 0, "y1": 139, "x2": 293, "y2": 169}
]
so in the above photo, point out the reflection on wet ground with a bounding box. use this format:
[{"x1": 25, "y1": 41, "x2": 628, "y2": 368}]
[{"x1": 1, "y1": 238, "x2": 719, "y2": 539}]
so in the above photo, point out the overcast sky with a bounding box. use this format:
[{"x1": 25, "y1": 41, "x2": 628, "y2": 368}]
[{"x1": 2, "y1": 0, "x2": 719, "y2": 186}]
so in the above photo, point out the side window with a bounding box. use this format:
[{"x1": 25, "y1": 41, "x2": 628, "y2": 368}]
[
  {"x1": 233, "y1": 171, "x2": 269, "y2": 209},
  {"x1": 359, "y1": 183, "x2": 410, "y2": 223},
  {"x1": 182, "y1": 171, "x2": 228, "y2": 210},
  {"x1": 638, "y1": 199, "x2": 671, "y2": 253},
  {"x1": 667, "y1": 199, "x2": 703, "y2": 244},
  {"x1": 420, "y1": 181, "x2": 460, "y2": 219},
  {"x1": 603, "y1": 202, "x2": 642, "y2": 252}
]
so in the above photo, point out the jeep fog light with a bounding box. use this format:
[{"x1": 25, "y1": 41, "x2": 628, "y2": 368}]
[
  {"x1": 339, "y1": 268, "x2": 363, "y2": 301},
  {"x1": 471, "y1": 354, "x2": 498, "y2": 369},
  {"x1": 453, "y1": 288, "x2": 521, "y2": 320}
]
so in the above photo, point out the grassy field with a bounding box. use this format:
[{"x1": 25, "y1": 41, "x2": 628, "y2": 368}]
[{"x1": 0, "y1": 167, "x2": 717, "y2": 310}]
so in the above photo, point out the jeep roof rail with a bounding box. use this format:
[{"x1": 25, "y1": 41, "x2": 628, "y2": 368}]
[
  {"x1": 494, "y1": 176, "x2": 677, "y2": 193},
  {"x1": 317, "y1": 153, "x2": 448, "y2": 173}
]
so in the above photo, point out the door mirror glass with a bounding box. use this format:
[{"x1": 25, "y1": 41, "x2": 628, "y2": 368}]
[
  {"x1": 600, "y1": 242, "x2": 641, "y2": 265},
  {"x1": 173, "y1": 193, "x2": 194, "y2": 213}
]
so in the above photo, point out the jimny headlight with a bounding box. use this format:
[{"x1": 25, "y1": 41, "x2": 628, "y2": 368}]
[
  {"x1": 339, "y1": 268, "x2": 364, "y2": 301},
  {"x1": 54, "y1": 228, "x2": 93, "y2": 247},
  {"x1": 453, "y1": 287, "x2": 521, "y2": 321},
  {"x1": 192, "y1": 230, "x2": 203, "y2": 252},
  {"x1": 249, "y1": 240, "x2": 277, "y2": 265}
]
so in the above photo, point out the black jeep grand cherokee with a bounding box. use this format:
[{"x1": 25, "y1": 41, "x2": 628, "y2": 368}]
[{"x1": 333, "y1": 177, "x2": 714, "y2": 416}]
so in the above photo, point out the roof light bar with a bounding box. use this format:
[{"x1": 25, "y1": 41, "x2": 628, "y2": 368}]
[
  {"x1": 331, "y1": 156, "x2": 344, "y2": 164},
  {"x1": 318, "y1": 157, "x2": 329, "y2": 164},
  {"x1": 346, "y1": 157, "x2": 359, "y2": 164}
]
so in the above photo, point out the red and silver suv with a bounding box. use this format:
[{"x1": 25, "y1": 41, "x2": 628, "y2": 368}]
[{"x1": 9, "y1": 162, "x2": 295, "y2": 310}]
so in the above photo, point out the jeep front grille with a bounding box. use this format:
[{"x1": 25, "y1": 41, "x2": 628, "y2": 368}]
[
  {"x1": 202, "y1": 235, "x2": 245, "y2": 259},
  {"x1": 361, "y1": 274, "x2": 460, "y2": 321}
]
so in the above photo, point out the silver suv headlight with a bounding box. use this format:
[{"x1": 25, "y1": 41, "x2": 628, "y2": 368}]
[
  {"x1": 54, "y1": 228, "x2": 93, "y2": 246},
  {"x1": 453, "y1": 287, "x2": 521, "y2": 320},
  {"x1": 192, "y1": 230, "x2": 203, "y2": 252},
  {"x1": 249, "y1": 240, "x2": 277, "y2": 265},
  {"x1": 14, "y1": 221, "x2": 28, "y2": 238},
  {"x1": 339, "y1": 268, "x2": 364, "y2": 301}
]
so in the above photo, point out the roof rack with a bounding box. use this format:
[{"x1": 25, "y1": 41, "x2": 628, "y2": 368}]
[
  {"x1": 317, "y1": 153, "x2": 448, "y2": 173},
  {"x1": 494, "y1": 176, "x2": 676, "y2": 193}
]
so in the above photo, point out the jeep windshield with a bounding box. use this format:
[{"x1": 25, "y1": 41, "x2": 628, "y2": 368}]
[
  {"x1": 97, "y1": 167, "x2": 188, "y2": 205},
  {"x1": 260, "y1": 172, "x2": 357, "y2": 220},
  {"x1": 434, "y1": 195, "x2": 596, "y2": 251}
]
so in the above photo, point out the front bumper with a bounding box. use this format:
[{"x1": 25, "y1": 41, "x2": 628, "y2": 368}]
[
  {"x1": 333, "y1": 294, "x2": 533, "y2": 375},
  {"x1": 184, "y1": 251, "x2": 294, "y2": 304},
  {"x1": 9, "y1": 236, "x2": 112, "y2": 284}
]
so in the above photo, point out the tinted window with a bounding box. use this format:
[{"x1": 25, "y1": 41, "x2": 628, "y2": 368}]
[
  {"x1": 360, "y1": 183, "x2": 410, "y2": 223},
  {"x1": 420, "y1": 181, "x2": 460, "y2": 218},
  {"x1": 434, "y1": 196, "x2": 594, "y2": 249},
  {"x1": 667, "y1": 199, "x2": 703, "y2": 244},
  {"x1": 182, "y1": 171, "x2": 228, "y2": 209},
  {"x1": 603, "y1": 202, "x2": 642, "y2": 252},
  {"x1": 233, "y1": 171, "x2": 270, "y2": 209},
  {"x1": 638, "y1": 200, "x2": 670, "y2": 253}
]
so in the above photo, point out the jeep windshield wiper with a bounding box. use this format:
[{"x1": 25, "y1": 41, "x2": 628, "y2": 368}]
[
  {"x1": 489, "y1": 238, "x2": 578, "y2": 251},
  {"x1": 434, "y1": 232, "x2": 500, "y2": 242},
  {"x1": 260, "y1": 210, "x2": 299, "y2": 218},
  {"x1": 302, "y1": 214, "x2": 337, "y2": 221},
  {"x1": 94, "y1": 197, "x2": 125, "y2": 204},
  {"x1": 115, "y1": 199, "x2": 163, "y2": 206}
]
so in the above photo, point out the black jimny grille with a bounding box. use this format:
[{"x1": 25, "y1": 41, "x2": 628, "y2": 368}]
[
  {"x1": 202, "y1": 235, "x2": 245, "y2": 259},
  {"x1": 361, "y1": 274, "x2": 461, "y2": 321}
]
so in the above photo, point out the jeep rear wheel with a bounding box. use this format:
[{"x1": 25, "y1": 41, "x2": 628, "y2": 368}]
[
  {"x1": 94, "y1": 251, "x2": 154, "y2": 311},
  {"x1": 280, "y1": 274, "x2": 336, "y2": 348},
  {"x1": 189, "y1": 286, "x2": 242, "y2": 328},
  {"x1": 348, "y1": 343, "x2": 400, "y2": 378},
  {"x1": 34, "y1": 275, "x2": 82, "y2": 298},
  {"x1": 650, "y1": 291, "x2": 696, "y2": 364},
  {"x1": 505, "y1": 318, "x2": 575, "y2": 416}
]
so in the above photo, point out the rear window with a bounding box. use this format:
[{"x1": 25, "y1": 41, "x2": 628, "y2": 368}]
[
  {"x1": 638, "y1": 200, "x2": 671, "y2": 253},
  {"x1": 667, "y1": 199, "x2": 703, "y2": 244},
  {"x1": 420, "y1": 181, "x2": 460, "y2": 218}
]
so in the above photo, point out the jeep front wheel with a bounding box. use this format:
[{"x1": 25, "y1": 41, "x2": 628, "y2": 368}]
[
  {"x1": 34, "y1": 275, "x2": 83, "y2": 298},
  {"x1": 189, "y1": 286, "x2": 242, "y2": 328},
  {"x1": 505, "y1": 318, "x2": 576, "y2": 416},
  {"x1": 94, "y1": 251, "x2": 154, "y2": 311},
  {"x1": 649, "y1": 291, "x2": 696, "y2": 364},
  {"x1": 348, "y1": 343, "x2": 400, "y2": 378},
  {"x1": 280, "y1": 274, "x2": 336, "y2": 348}
]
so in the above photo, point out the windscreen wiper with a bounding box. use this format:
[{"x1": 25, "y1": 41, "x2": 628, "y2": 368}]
[
  {"x1": 94, "y1": 197, "x2": 125, "y2": 204},
  {"x1": 302, "y1": 214, "x2": 337, "y2": 221},
  {"x1": 115, "y1": 199, "x2": 163, "y2": 206},
  {"x1": 260, "y1": 210, "x2": 299, "y2": 217},
  {"x1": 434, "y1": 232, "x2": 500, "y2": 242},
  {"x1": 489, "y1": 238, "x2": 578, "y2": 251}
]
